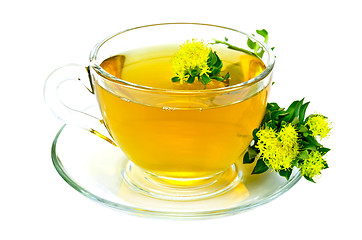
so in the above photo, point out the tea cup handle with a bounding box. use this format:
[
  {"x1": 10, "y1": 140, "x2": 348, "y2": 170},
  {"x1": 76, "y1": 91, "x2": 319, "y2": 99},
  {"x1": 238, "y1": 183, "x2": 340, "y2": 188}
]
[{"x1": 44, "y1": 64, "x2": 116, "y2": 146}]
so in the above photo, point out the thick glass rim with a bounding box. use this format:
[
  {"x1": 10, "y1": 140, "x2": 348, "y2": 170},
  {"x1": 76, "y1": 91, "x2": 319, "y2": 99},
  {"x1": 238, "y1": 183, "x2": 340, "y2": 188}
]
[{"x1": 89, "y1": 22, "x2": 275, "y2": 94}]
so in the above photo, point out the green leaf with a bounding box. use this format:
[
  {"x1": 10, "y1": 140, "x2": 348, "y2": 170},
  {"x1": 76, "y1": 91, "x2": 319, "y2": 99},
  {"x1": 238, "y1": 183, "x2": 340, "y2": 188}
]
[
  {"x1": 286, "y1": 99, "x2": 300, "y2": 112},
  {"x1": 256, "y1": 49, "x2": 265, "y2": 59},
  {"x1": 247, "y1": 38, "x2": 257, "y2": 50},
  {"x1": 291, "y1": 116, "x2": 300, "y2": 125},
  {"x1": 284, "y1": 99, "x2": 303, "y2": 122},
  {"x1": 267, "y1": 102, "x2": 281, "y2": 111},
  {"x1": 299, "y1": 101, "x2": 310, "y2": 123},
  {"x1": 303, "y1": 144, "x2": 317, "y2": 151},
  {"x1": 189, "y1": 69, "x2": 198, "y2": 77},
  {"x1": 291, "y1": 158, "x2": 299, "y2": 167},
  {"x1": 244, "y1": 147, "x2": 258, "y2": 164},
  {"x1": 252, "y1": 128, "x2": 259, "y2": 141},
  {"x1": 252, "y1": 158, "x2": 269, "y2": 174},
  {"x1": 300, "y1": 139, "x2": 317, "y2": 151},
  {"x1": 207, "y1": 51, "x2": 224, "y2": 78},
  {"x1": 214, "y1": 55, "x2": 223, "y2": 68},
  {"x1": 298, "y1": 150, "x2": 309, "y2": 159},
  {"x1": 208, "y1": 51, "x2": 217, "y2": 66},
  {"x1": 256, "y1": 29, "x2": 269, "y2": 43},
  {"x1": 243, "y1": 152, "x2": 254, "y2": 164},
  {"x1": 223, "y1": 72, "x2": 230, "y2": 80},
  {"x1": 211, "y1": 76, "x2": 224, "y2": 81},
  {"x1": 271, "y1": 110, "x2": 287, "y2": 121},
  {"x1": 306, "y1": 135, "x2": 322, "y2": 147},
  {"x1": 269, "y1": 120, "x2": 278, "y2": 129},
  {"x1": 172, "y1": 76, "x2": 180, "y2": 82},
  {"x1": 318, "y1": 147, "x2": 331, "y2": 155},
  {"x1": 248, "y1": 146, "x2": 258, "y2": 158},
  {"x1": 292, "y1": 99, "x2": 304, "y2": 121},
  {"x1": 323, "y1": 161, "x2": 329, "y2": 169},
  {"x1": 279, "y1": 168, "x2": 293, "y2": 180},
  {"x1": 278, "y1": 112, "x2": 290, "y2": 120},
  {"x1": 186, "y1": 75, "x2": 195, "y2": 83},
  {"x1": 200, "y1": 74, "x2": 212, "y2": 85},
  {"x1": 299, "y1": 125, "x2": 308, "y2": 133},
  {"x1": 304, "y1": 175, "x2": 316, "y2": 183},
  {"x1": 253, "y1": 44, "x2": 261, "y2": 55}
]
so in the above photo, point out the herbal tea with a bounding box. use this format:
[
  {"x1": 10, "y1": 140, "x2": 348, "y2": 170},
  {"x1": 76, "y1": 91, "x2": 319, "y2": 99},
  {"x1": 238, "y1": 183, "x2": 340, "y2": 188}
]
[{"x1": 95, "y1": 45, "x2": 269, "y2": 178}]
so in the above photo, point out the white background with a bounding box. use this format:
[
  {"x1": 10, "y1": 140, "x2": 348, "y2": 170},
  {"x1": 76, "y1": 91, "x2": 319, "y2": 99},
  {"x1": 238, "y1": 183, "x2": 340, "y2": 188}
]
[{"x1": 1, "y1": 0, "x2": 361, "y2": 239}]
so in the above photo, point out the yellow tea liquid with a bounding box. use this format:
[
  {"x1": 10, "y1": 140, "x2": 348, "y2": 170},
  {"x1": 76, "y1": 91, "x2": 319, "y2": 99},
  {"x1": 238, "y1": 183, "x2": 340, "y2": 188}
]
[{"x1": 96, "y1": 45, "x2": 268, "y2": 178}]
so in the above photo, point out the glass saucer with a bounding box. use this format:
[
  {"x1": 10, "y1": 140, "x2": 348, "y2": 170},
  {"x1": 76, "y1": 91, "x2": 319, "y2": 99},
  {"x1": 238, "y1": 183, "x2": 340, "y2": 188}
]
[{"x1": 51, "y1": 125, "x2": 302, "y2": 219}]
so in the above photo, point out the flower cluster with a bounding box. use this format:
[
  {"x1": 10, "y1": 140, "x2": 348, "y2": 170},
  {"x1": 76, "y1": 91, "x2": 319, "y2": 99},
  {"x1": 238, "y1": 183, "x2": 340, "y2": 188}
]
[
  {"x1": 172, "y1": 39, "x2": 211, "y2": 84},
  {"x1": 299, "y1": 151, "x2": 327, "y2": 179},
  {"x1": 171, "y1": 39, "x2": 229, "y2": 86},
  {"x1": 306, "y1": 114, "x2": 332, "y2": 139},
  {"x1": 244, "y1": 99, "x2": 331, "y2": 182},
  {"x1": 256, "y1": 124, "x2": 299, "y2": 172}
]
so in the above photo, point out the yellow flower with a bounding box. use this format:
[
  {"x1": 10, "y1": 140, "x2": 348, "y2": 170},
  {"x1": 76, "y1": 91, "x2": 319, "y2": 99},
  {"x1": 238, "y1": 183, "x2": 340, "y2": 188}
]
[
  {"x1": 306, "y1": 115, "x2": 332, "y2": 139},
  {"x1": 299, "y1": 151, "x2": 326, "y2": 179},
  {"x1": 171, "y1": 39, "x2": 211, "y2": 84},
  {"x1": 279, "y1": 124, "x2": 300, "y2": 150},
  {"x1": 256, "y1": 124, "x2": 299, "y2": 172}
]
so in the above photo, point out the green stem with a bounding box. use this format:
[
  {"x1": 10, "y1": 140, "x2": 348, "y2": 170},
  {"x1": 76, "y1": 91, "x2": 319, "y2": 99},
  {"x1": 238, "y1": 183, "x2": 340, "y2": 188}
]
[{"x1": 212, "y1": 39, "x2": 258, "y2": 58}]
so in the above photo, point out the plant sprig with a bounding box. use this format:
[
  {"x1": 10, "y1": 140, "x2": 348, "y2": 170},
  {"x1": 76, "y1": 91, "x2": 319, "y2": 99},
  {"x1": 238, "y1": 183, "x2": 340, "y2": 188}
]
[
  {"x1": 171, "y1": 40, "x2": 229, "y2": 87},
  {"x1": 243, "y1": 99, "x2": 331, "y2": 182},
  {"x1": 172, "y1": 50, "x2": 229, "y2": 85},
  {"x1": 212, "y1": 29, "x2": 274, "y2": 59},
  {"x1": 212, "y1": 29, "x2": 331, "y2": 182}
]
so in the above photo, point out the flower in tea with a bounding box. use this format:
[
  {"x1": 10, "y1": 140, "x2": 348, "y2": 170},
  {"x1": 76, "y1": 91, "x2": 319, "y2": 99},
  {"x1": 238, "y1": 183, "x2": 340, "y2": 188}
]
[
  {"x1": 306, "y1": 114, "x2": 331, "y2": 139},
  {"x1": 299, "y1": 151, "x2": 327, "y2": 180},
  {"x1": 172, "y1": 39, "x2": 210, "y2": 84},
  {"x1": 171, "y1": 39, "x2": 229, "y2": 86}
]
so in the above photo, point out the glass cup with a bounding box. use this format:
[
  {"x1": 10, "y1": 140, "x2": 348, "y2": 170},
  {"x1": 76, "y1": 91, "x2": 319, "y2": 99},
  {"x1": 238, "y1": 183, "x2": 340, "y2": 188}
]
[{"x1": 44, "y1": 23, "x2": 275, "y2": 200}]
